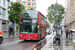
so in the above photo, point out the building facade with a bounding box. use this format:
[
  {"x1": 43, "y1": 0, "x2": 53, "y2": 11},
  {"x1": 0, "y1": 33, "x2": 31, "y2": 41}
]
[
  {"x1": 65, "y1": 0, "x2": 75, "y2": 30},
  {"x1": 14, "y1": 0, "x2": 36, "y2": 10},
  {"x1": 0, "y1": 0, "x2": 11, "y2": 31},
  {"x1": 0, "y1": 0, "x2": 11, "y2": 38}
]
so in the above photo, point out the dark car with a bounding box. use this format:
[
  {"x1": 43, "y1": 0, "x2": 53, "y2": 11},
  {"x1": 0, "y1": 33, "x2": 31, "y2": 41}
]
[{"x1": 0, "y1": 36, "x2": 3, "y2": 44}]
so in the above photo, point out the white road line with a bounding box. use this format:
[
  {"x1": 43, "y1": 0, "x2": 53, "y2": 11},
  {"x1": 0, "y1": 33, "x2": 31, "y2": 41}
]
[
  {"x1": 2, "y1": 42, "x2": 8, "y2": 45},
  {"x1": 2, "y1": 40, "x2": 22, "y2": 46}
]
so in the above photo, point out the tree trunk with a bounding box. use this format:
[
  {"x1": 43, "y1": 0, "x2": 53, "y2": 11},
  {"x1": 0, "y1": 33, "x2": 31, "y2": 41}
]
[
  {"x1": 15, "y1": 23, "x2": 16, "y2": 36},
  {"x1": 15, "y1": 23, "x2": 16, "y2": 31}
]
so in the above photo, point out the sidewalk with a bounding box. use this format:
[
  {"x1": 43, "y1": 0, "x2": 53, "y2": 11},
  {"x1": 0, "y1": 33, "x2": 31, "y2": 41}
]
[
  {"x1": 41, "y1": 32, "x2": 56, "y2": 50},
  {"x1": 41, "y1": 31, "x2": 75, "y2": 50},
  {"x1": 2, "y1": 32, "x2": 19, "y2": 44},
  {"x1": 3, "y1": 32, "x2": 19, "y2": 39}
]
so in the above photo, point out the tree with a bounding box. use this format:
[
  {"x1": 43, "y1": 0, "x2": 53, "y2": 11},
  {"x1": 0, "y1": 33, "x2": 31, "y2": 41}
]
[
  {"x1": 28, "y1": 8, "x2": 34, "y2": 10},
  {"x1": 8, "y1": 2, "x2": 25, "y2": 31},
  {"x1": 47, "y1": 21, "x2": 50, "y2": 28},
  {"x1": 0, "y1": 12, "x2": 1, "y2": 15},
  {"x1": 8, "y1": 2, "x2": 25, "y2": 24},
  {"x1": 47, "y1": 3, "x2": 65, "y2": 28},
  {"x1": 53, "y1": 24, "x2": 56, "y2": 28}
]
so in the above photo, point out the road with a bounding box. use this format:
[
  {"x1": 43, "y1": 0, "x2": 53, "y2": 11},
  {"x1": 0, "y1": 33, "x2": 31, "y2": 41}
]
[
  {"x1": 0, "y1": 37, "x2": 46, "y2": 50},
  {"x1": 1, "y1": 32, "x2": 74, "y2": 50}
]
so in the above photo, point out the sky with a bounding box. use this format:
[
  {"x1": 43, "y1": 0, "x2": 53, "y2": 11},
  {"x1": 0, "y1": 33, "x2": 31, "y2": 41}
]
[{"x1": 36, "y1": 0, "x2": 65, "y2": 15}]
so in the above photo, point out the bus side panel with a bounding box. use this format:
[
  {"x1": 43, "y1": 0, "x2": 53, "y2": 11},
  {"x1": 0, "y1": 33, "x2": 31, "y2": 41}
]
[
  {"x1": 38, "y1": 12, "x2": 47, "y2": 39},
  {"x1": 38, "y1": 28, "x2": 41, "y2": 40},
  {"x1": 38, "y1": 11, "x2": 40, "y2": 40}
]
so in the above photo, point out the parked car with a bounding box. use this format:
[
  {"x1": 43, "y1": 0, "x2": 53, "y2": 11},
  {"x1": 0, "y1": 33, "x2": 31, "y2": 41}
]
[{"x1": 0, "y1": 31, "x2": 3, "y2": 44}]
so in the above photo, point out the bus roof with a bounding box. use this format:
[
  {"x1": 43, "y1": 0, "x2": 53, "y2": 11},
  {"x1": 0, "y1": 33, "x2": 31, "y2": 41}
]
[{"x1": 22, "y1": 10, "x2": 47, "y2": 19}]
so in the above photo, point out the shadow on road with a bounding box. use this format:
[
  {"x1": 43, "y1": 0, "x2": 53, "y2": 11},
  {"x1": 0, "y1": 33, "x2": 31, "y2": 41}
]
[{"x1": 19, "y1": 40, "x2": 39, "y2": 43}]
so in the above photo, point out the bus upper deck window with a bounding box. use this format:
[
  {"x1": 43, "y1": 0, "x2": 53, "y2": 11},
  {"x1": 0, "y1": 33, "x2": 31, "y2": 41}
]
[{"x1": 24, "y1": 13, "x2": 30, "y2": 17}]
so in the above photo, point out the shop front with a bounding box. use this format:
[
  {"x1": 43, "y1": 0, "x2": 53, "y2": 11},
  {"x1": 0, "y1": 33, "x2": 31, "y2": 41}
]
[{"x1": 1, "y1": 20, "x2": 9, "y2": 38}]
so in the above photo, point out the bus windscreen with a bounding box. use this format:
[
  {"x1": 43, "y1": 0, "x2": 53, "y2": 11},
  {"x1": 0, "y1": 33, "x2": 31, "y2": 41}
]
[
  {"x1": 22, "y1": 11, "x2": 38, "y2": 18},
  {"x1": 20, "y1": 24, "x2": 37, "y2": 34}
]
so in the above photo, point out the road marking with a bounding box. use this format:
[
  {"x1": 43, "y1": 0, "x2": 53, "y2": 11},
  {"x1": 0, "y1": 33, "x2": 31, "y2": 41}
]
[
  {"x1": 2, "y1": 40, "x2": 22, "y2": 46},
  {"x1": 2, "y1": 42, "x2": 8, "y2": 45}
]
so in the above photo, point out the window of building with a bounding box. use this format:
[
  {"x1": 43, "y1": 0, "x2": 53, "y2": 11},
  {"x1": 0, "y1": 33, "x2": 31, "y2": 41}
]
[
  {"x1": 0, "y1": 7, "x2": 1, "y2": 16},
  {"x1": 22, "y1": 1, "x2": 25, "y2": 6},
  {"x1": 2, "y1": 8, "x2": 5, "y2": 18},
  {"x1": 17, "y1": 0, "x2": 20, "y2": 2},
  {"x1": 3, "y1": 0, "x2": 5, "y2": 7},
  {"x1": 32, "y1": 0, "x2": 35, "y2": 1},
  {"x1": 0, "y1": 7, "x2": 1, "y2": 12},
  {"x1": 7, "y1": 1, "x2": 9, "y2": 8},
  {"x1": 27, "y1": 7, "x2": 30, "y2": 9},
  {"x1": 27, "y1": 0, "x2": 30, "y2": 1},
  {"x1": 27, "y1": 3, "x2": 30, "y2": 6},
  {"x1": 32, "y1": 0, "x2": 35, "y2": 2},
  {"x1": 32, "y1": 3, "x2": 35, "y2": 6},
  {"x1": 0, "y1": 0, "x2": 1, "y2": 5}
]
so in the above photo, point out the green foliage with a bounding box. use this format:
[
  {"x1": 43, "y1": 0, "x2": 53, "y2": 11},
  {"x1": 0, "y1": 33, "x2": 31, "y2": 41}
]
[
  {"x1": 47, "y1": 21, "x2": 50, "y2": 28},
  {"x1": 0, "y1": 12, "x2": 1, "y2": 15},
  {"x1": 8, "y1": 2, "x2": 25, "y2": 24},
  {"x1": 53, "y1": 24, "x2": 56, "y2": 28},
  {"x1": 16, "y1": 24, "x2": 19, "y2": 30},
  {"x1": 47, "y1": 3, "x2": 65, "y2": 25},
  {"x1": 28, "y1": 8, "x2": 34, "y2": 10}
]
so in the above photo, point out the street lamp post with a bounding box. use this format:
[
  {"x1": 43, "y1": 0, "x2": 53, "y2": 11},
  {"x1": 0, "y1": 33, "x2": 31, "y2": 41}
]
[{"x1": 56, "y1": 0, "x2": 58, "y2": 34}]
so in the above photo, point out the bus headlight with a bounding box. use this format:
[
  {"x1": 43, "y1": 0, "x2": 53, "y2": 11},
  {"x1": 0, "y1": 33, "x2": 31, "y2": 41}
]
[
  {"x1": 33, "y1": 48, "x2": 37, "y2": 50},
  {"x1": 35, "y1": 35, "x2": 37, "y2": 36}
]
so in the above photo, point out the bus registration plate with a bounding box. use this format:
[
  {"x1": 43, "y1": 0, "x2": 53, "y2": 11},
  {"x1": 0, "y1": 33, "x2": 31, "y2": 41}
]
[{"x1": 26, "y1": 39, "x2": 30, "y2": 40}]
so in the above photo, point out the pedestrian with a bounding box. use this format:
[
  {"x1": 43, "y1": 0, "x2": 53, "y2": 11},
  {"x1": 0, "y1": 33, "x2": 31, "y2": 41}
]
[
  {"x1": 53, "y1": 30, "x2": 54, "y2": 34},
  {"x1": 48, "y1": 30, "x2": 50, "y2": 35},
  {"x1": 70, "y1": 30, "x2": 72, "y2": 40},
  {"x1": 68, "y1": 30, "x2": 70, "y2": 39},
  {"x1": 61, "y1": 30, "x2": 63, "y2": 35},
  {"x1": 66, "y1": 29, "x2": 69, "y2": 39}
]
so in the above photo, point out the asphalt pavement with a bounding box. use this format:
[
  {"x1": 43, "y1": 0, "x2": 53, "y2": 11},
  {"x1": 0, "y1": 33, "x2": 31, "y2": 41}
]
[{"x1": 1, "y1": 31, "x2": 75, "y2": 50}]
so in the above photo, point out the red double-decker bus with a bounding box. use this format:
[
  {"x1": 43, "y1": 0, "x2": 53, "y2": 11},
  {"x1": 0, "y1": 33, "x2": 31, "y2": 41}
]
[{"x1": 19, "y1": 10, "x2": 47, "y2": 40}]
